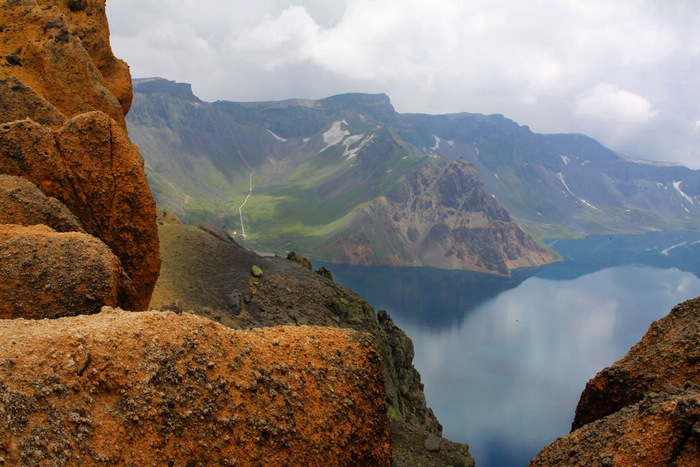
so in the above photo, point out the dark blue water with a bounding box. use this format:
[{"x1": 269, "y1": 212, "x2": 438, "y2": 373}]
[{"x1": 316, "y1": 231, "x2": 700, "y2": 466}]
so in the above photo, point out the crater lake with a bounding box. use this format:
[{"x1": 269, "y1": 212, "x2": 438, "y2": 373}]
[{"x1": 316, "y1": 230, "x2": 700, "y2": 466}]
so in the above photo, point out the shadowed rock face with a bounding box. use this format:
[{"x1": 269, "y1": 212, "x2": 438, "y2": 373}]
[
  {"x1": 530, "y1": 297, "x2": 700, "y2": 466},
  {"x1": 0, "y1": 225, "x2": 127, "y2": 319},
  {"x1": 0, "y1": 308, "x2": 392, "y2": 466},
  {"x1": 0, "y1": 174, "x2": 84, "y2": 232}
]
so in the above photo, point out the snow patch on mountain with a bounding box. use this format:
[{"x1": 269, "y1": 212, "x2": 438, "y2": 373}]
[
  {"x1": 673, "y1": 181, "x2": 695, "y2": 205},
  {"x1": 322, "y1": 120, "x2": 349, "y2": 150},
  {"x1": 267, "y1": 129, "x2": 288, "y2": 142}
]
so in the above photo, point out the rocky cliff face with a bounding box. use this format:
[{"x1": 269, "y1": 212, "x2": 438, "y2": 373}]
[
  {"x1": 530, "y1": 297, "x2": 700, "y2": 465},
  {"x1": 0, "y1": 1, "x2": 400, "y2": 464},
  {"x1": 333, "y1": 158, "x2": 554, "y2": 274},
  {"x1": 0, "y1": 0, "x2": 131, "y2": 126},
  {"x1": 397, "y1": 113, "x2": 700, "y2": 238},
  {"x1": 0, "y1": 0, "x2": 159, "y2": 310}
]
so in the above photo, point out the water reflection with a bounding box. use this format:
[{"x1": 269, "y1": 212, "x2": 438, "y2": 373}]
[
  {"x1": 400, "y1": 266, "x2": 700, "y2": 465},
  {"x1": 315, "y1": 263, "x2": 539, "y2": 330},
  {"x1": 316, "y1": 232, "x2": 700, "y2": 466}
]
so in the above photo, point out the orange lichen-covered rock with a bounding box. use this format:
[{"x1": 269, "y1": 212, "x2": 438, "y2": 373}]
[
  {"x1": 530, "y1": 297, "x2": 700, "y2": 466},
  {"x1": 0, "y1": 309, "x2": 392, "y2": 466},
  {"x1": 0, "y1": 0, "x2": 129, "y2": 128},
  {"x1": 0, "y1": 113, "x2": 160, "y2": 310},
  {"x1": 0, "y1": 225, "x2": 128, "y2": 319},
  {"x1": 572, "y1": 296, "x2": 700, "y2": 430},
  {"x1": 0, "y1": 174, "x2": 84, "y2": 232},
  {"x1": 530, "y1": 386, "x2": 700, "y2": 466},
  {"x1": 0, "y1": 77, "x2": 67, "y2": 127},
  {"x1": 41, "y1": 0, "x2": 134, "y2": 114}
]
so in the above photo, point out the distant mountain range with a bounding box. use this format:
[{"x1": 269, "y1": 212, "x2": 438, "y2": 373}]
[{"x1": 127, "y1": 78, "x2": 700, "y2": 274}]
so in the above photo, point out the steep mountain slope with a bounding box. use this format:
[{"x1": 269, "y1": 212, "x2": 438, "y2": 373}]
[
  {"x1": 128, "y1": 78, "x2": 553, "y2": 274},
  {"x1": 396, "y1": 112, "x2": 700, "y2": 237},
  {"x1": 129, "y1": 79, "x2": 700, "y2": 265}
]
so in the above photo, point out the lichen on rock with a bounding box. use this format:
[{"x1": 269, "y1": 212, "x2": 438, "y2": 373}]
[
  {"x1": 530, "y1": 296, "x2": 700, "y2": 466},
  {"x1": 0, "y1": 308, "x2": 392, "y2": 466},
  {"x1": 0, "y1": 225, "x2": 128, "y2": 319}
]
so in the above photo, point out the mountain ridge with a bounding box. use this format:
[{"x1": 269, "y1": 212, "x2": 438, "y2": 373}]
[
  {"x1": 128, "y1": 77, "x2": 558, "y2": 275},
  {"x1": 130, "y1": 78, "x2": 700, "y2": 252}
]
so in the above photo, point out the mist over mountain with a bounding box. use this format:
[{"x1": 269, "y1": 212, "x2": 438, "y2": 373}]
[{"x1": 128, "y1": 78, "x2": 700, "y2": 275}]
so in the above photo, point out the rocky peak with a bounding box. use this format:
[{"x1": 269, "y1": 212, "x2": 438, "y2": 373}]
[{"x1": 0, "y1": 0, "x2": 132, "y2": 128}]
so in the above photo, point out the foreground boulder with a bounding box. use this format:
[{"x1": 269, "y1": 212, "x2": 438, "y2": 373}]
[
  {"x1": 0, "y1": 113, "x2": 160, "y2": 310},
  {"x1": 572, "y1": 296, "x2": 700, "y2": 430},
  {"x1": 0, "y1": 225, "x2": 127, "y2": 319},
  {"x1": 0, "y1": 174, "x2": 84, "y2": 232},
  {"x1": 530, "y1": 297, "x2": 700, "y2": 466},
  {"x1": 0, "y1": 308, "x2": 391, "y2": 465},
  {"x1": 530, "y1": 385, "x2": 700, "y2": 466}
]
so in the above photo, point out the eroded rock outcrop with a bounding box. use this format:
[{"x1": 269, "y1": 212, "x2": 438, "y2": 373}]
[
  {"x1": 0, "y1": 225, "x2": 126, "y2": 319},
  {"x1": 0, "y1": 174, "x2": 84, "y2": 232},
  {"x1": 0, "y1": 308, "x2": 391, "y2": 466},
  {"x1": 530, "y1": 385, "x2": 700, "y2": 466},
  {"x1": 0, "y1": 0, "x2": 130, "y2": 127},
  {"x1": 333, "y1": 158, "x2": 555, "y2": 274},
  {"x1": 0, "y1": 0, "x2": 160, "y2": 310},
  {"x1": 0, "y1": 112, "x2": 159, "y2": 309},
  {"x1": 530, "y1": 297, "x2": 700, "y2": 466},
  {"x1": 572, "y1": 296, "x2": 700, "y2": 430}
]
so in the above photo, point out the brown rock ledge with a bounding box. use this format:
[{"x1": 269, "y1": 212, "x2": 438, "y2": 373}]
[
  {"x1": 0, "y1": 308, "x2": 392, "y2": 466},
  {"x1": 530, "y1": 296, "x2": 700, "y2": 466},
  {"x1": 572, "y1": 296, "x2": 700, "y2": 430}
]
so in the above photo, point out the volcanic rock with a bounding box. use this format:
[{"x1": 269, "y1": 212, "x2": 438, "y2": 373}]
[
  {"x1": 0, "y1": 308, "x2": 391, "y2": 466},
  {"x1": 0, "y1": 174, "x2": 84, "y2": 232},
  {"x1": 0, "y1": 0, "x2": 131, "y2": 128},
  {"x1": 333, "y1": 159, "x2": 555, "y2": 274},
  {"x1": 151, "y1": 212, "x2": 474, "y2": 465},
  {"x1": 0, "y1": 77, "x2": 66, "y2": 127},
  {"x1": 530, "y1": 385, "x2": 700, "y2": 466},
  {"x1": 0, "y1": 113, "x2": 160, "y2": 310},
  {"x1": 530, "y1": 296, "x2": 700, "y2": 466},
  {"x1": 0, "y1": 225, "x2": 127, "y2": 319},
  {"x1": 572, "y1": 296, "x2": 700, "y2": 430}
]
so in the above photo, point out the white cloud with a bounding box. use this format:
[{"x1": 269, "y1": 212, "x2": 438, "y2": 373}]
[
  {"x1": 107, "y1": 0, "x2": 700, "y2": 168},
  {"x1": 575, "y1": 83, "x2": 656, "y2": 124}
]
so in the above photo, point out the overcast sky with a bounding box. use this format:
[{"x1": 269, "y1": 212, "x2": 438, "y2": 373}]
[{"x1": 107, "y1": 0, "x2": 700, "y2": 168}]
